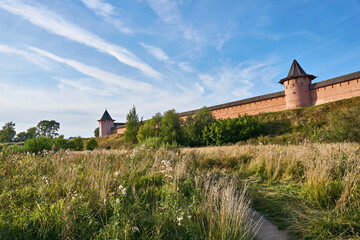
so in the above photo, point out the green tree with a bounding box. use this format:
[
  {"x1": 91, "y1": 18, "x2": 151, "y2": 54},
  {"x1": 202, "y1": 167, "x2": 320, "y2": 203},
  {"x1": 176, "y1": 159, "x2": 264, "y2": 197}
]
[
  {"x1": 0, "y1": 122, "x2": 16, "y2": 143},
  {"x1": 124, "y1": 105, "x2": 140, "y2": 144},
  {"x1": 137, "y1": 112, "x2": 162, "y2": 143},
  {"x1": 15, "y1": 132, "x2": 27, "y2": 142},
  {"x1": 15, "y1": 126, "x2": 38, "y2": 142},
  {"x1": 159, "y1": 109, "x2": 182, "y2": 144},
  {"x1": 182, "y1": 107, "x2": 214, "y2": 146},
  {"x1": 94, "y1": 127, "x2": 99, "y2": 137},
  {"x1": 86, "y1": 138, "x2": 98, "y2": 150},
  {"x1": 36, "y1": 120, "x2": 60, "y2": 138},
  {"x1": 26, "y1": 127, "x2": 38, "y2": 139}
]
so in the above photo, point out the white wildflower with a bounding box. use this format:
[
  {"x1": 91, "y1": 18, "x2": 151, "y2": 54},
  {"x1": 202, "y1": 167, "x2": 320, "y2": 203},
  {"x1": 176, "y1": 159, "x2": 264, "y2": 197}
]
[
  {"x1": 41, "y1": 176, "x2": 50, "y2": 185},
  {"x1": 117, "y1": 185, "x2": 127, "y2": 195}
]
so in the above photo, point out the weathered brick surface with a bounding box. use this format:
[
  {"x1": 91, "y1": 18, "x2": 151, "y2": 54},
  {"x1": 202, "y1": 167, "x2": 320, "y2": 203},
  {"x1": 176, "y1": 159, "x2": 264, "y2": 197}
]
[
  {"x1": 310, "y1": 78, "x2": 360, "y2": 106},
  {"x1": 99, "y1": 120, "x2": 114, "y2": 137},
  {"x1": 210, "y1": 96, "x2": 287, "y2": 119},
  {"x1": 283, "y1": 77, "x2": 312, "y2": 109},
  {"x1": 111, "y1": 127, "x2": 126, "y2": 134}
]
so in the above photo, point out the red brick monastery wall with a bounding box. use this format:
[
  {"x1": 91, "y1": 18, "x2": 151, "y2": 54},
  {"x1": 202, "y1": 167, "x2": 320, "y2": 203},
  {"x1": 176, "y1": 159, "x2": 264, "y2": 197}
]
[
  {"x1": 101, "y1": 68, "x2": 360, "y2": 136},
  {"x1": 310, "y1": 77, "x2": 360, "y2": 106},
  {"x1": 203, "y1": 95, "x2": 286, "y2": 119}
]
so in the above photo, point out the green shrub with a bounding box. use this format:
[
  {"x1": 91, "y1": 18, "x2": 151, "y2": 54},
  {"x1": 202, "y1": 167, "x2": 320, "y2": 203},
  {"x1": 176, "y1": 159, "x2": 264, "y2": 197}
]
[
  {"x1": 24, "y1": 136, "x2": 54, "y2": 153},
  {"x1": 86, "y1": 138, "x2": 98, "y2": 150},
  {"x1": 70, "y1": 137, "x2": 84, "y2": 151},
  {"x1": 141, "y1": 137, "x2": 162, "y2": 149},
  {"x1": 53, "y1": 138, "x2": 69, "y2": 151},
  {"x1": 203, "y1": 115, "x2": 263, "y2": 145}
]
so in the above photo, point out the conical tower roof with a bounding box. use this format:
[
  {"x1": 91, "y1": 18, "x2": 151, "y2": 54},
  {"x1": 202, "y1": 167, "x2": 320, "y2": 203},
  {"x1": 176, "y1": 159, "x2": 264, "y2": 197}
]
[
  {"x1": 98, "y1": 110, "x2": 115, "y2": 121},
  {"x1": 279, "y1": 59, "x2": 316, "y2": 84}
]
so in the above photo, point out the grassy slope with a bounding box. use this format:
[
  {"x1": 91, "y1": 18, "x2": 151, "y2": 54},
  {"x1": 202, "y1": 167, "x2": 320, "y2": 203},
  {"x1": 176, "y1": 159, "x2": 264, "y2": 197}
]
[
  {"x1": 243, "y1": 96, "x2": 360, "y2": 144},
  {"x1": 93, "y1": 134, "x2": 130, "y2": 150},
  {"x1": 96, "y1": 96, "x2": 360, "y2": 149},
  {"x1": 184, "y1": 144, "x2": 360, "y2": 239}
]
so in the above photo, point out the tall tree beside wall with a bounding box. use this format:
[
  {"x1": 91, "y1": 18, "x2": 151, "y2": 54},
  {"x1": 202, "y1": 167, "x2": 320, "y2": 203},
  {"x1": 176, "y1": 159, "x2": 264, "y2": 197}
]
[
  {"x1": 94, "y1": 127, "x2": 99, "y2": 137},
  {"x1": 124, "y1": 105, "x2": 140, "y2": 144},
  {"x1": 159, "y1": 109, "x2": 182, "y2": 144},
  {"x1": 137, "y1": 112, "x2": 162, "y2": 143},
  {"x1": 182, "y1": 107, "x2": 214, "y2": 146}
]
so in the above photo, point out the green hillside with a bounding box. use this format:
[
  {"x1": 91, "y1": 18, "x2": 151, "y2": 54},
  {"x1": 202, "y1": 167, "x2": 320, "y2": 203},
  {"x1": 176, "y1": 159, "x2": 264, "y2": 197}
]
[{"x1": 99, "y1": 96, "x2": 360, "y2": 148}]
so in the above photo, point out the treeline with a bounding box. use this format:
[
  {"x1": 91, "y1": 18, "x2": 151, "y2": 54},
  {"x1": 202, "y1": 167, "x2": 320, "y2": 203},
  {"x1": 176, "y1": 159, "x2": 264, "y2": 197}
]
[
  {"x1": 0, "y1": 120, "x2": 60, "y2": 143},
  {"x1": 123, "y1": 106, "x2": 264, "y2": 147},
  {"x1": 0, "y1": 120, "x2": 98, "y2": 154},
  {"x1": 1, "y1": 137, "x2": 98, "y2": 155}
]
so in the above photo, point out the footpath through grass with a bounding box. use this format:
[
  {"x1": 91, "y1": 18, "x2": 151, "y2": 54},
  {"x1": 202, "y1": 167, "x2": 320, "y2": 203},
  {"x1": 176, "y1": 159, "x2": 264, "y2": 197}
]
[{"x1": 184, "y1": 143, "x2": 360, "y2": 239}]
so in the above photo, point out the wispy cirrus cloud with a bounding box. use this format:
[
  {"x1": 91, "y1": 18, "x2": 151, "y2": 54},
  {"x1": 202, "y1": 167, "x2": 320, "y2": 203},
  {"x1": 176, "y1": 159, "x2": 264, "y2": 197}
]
[
  {"x1": 80, "y1": 0, "x2": 133, "y2": 35},
  {"x1": 139, "y1": 42, "x2": 173, "y2": 63},
  {"x1": 55, "y1": 77, "x2": 113, "y2": 96},
  {"x1": 29, "y1": 46, "x2": 153, "y2": 92},
  {"x1": 0, "y1": 0, "x2": 159, "y2": 77},
  {"x1": 197, "y1": 59, "x2": 281, "y2": 102},
  {"x1": 144, "y1": 0, "x2": 201, "y2": 42},
  {"x1": 0, "y1": 44, "x2": 51, "y2": 70}
]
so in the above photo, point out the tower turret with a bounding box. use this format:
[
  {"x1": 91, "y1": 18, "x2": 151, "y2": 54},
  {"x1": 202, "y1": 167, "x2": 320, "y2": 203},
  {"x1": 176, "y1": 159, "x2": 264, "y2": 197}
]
[
  {"x1": 98, "y1": 110, "x2": 115, "y2": 137},
  {"x1": 280, "y1": 59, "x2": 316, "y2": 109}
]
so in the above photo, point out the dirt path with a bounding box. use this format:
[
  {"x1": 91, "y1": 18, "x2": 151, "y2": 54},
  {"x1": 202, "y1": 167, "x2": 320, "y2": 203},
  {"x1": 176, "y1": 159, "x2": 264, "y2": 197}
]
[{"x1": 251, "y1": 209, "x2": 289, "y2": 240}]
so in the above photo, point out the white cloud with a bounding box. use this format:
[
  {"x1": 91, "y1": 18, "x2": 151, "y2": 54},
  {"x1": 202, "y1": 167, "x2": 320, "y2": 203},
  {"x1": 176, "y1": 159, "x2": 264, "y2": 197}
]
[
  {"x1": 144, "y1": 0, "x2": 201, "y2": 42},
  {"x1": 0, "y1": 0, "x2": 159, "y2": 77},
  {"x1": 29, "y1": 46, "x2": 153, "y2": 92},
  {"x1": 198, "y1": 59, "x2": 280, "y2": 102},
  {"x1": 80, "y1": 0, "x2": 115, "y2": 17},
  {"x1": 215, "y1": 32, "x2": 231, "y2": 51},
  {"x1": 55, "y1": 77, "x2": 113, "y2": 96},
  {"x1": 80, "y1": 0, "x2": 133, "y2": 35},
  {"x1": 0, "y1": 44, "x2": 51, "y2": 70},
  {"x1": 178, "y1": 62, "x2": 194, "y2": 73},
  {"x1": 139, "y1": 42, "x2": 172, "y2": 63}
]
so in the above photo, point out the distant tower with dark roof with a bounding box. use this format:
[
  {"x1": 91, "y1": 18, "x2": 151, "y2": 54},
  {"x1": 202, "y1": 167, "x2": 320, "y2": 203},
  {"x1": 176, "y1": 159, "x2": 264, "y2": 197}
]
[
  {"x1": 280, "y1": 59, "x2": 316, "y2": 109},
  {"x1": 98, "y1": 110, "x2": 115, "y2": 137}
]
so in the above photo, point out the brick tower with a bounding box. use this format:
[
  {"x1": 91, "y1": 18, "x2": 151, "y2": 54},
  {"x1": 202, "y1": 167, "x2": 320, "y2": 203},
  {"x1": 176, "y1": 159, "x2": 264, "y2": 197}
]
[
  {"x1": 98, "y1": 110, "x2": 115, "y2": 137},
  {"x1": 280, "y1": 59, "x2": 316, "y2": 109}
]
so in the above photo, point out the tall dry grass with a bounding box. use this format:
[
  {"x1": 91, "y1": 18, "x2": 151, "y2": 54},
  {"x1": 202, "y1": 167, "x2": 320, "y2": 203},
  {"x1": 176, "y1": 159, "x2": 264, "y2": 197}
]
[
  {"x1": 183, "y1": 143, "x2": 360, "y2": 238},
  {"x1": 0, "y1": 147, "x2": 257, "y2": 239}
]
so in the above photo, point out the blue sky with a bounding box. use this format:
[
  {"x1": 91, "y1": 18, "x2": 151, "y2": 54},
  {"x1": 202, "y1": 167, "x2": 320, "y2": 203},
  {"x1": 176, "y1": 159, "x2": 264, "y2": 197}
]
[{"x1": 0, "y1": 0, "x2": 359, "y2": 137}]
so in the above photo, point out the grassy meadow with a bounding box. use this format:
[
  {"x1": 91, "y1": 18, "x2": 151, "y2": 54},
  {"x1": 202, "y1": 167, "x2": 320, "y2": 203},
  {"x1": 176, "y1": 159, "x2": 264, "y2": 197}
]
[
  {"x1": 2, "y1": 98, "x2": 360, "y2": 239},
  {"x1": 0, "y1": 147, "x2": 258, "y2": 239},
  {"x1": 1, "y1": 143, "x2": 360, "y2": 239}
]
